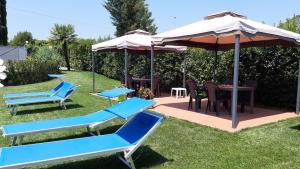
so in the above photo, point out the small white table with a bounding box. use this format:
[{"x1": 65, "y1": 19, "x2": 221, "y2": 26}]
[{"x1": 171, "y1": 87, "x2": 187, "y2": 99}]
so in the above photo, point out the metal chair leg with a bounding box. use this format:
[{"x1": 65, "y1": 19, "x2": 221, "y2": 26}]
[
  {"x1": 11, "y1": 106, "x2": 17, "y2": 116},
  {"x1": 12, "y1": 136, "x2": 17, "y2": 146},
  {"x1": 118, "y1": 154, "x2": 136, "y2": 169},
  {"x1": 18, "y1": 135, "x2": 24, "y2": 145},
  {"x1": 215, "y1": 101, "x2": 220, "y2": 116}
]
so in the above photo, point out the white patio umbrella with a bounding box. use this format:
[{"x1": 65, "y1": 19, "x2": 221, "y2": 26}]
[
  {"x1": 152, "y1": 11, "x2": 300, "y2": 128},
  {"x1": 92, "y1": 29, "x2": 187, "y2": 92}
]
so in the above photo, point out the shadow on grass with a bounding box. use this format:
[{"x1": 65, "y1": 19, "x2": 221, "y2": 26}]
[
  {"x1": 15, "y1": 103, "x2": 83, "y2": 116},
  {"x1": 290, "y1": 124, "x2": 300, "y2": 130},
  {"x1": 45, "y1": 145, "x2": 170, "y2": 169}
]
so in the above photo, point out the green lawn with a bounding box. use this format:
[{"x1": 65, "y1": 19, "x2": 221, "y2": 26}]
[{"x1": 1, "y1": 71, "x2": 300, "y2": 169}]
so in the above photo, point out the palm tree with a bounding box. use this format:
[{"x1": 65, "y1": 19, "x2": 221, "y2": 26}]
[{"x1": 49, "y1": 24, "x2": 77, "y2": 71}]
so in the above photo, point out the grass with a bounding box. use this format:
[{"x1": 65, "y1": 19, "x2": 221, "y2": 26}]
[{"x1": 1, "y1": 71, "x2": 300, "y2": 169}]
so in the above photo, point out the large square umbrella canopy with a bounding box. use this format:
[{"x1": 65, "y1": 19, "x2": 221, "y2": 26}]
[
  {"x1": 152, "y1": 11, "x2": 300, "y2": 128},
  {"x1": 152, "y1": 11, "x2": 300, "y2": 50},
  {"x1": 91, "y1": 29, "x2": 187, "y2": 93}
]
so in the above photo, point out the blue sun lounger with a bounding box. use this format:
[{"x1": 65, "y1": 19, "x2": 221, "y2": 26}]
[
  {"x1": 0, "y1": 112, "x2": 164, "y2": 169},
  {"x1": 48, "y1": 74, "x2": 64, "y2": 81},
  {"x1": 5, "y1": 82, "x2": 78, "y2": 116},
  {"x1": 3, "y1": 81, "x2": 65, "y2": 99},
  {"x1": 1, "y1": 97, "x2": 155, "y2": 146},
  {"x1": 97, "y1": 87, "x2": 135, "y2": 99}
]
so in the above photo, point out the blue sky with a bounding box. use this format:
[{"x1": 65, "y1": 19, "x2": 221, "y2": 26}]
[{"x1": 7, "y1": 0, "x2": 300, "y2": 40}]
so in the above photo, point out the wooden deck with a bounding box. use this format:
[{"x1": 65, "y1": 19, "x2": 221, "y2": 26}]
[{"x1": 152, "y1": 95, "x2": 298, "y2": 132}]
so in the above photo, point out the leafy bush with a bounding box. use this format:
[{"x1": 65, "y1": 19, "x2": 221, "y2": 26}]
[
  {"x1": 99, "y1": 52, "x2": 123, "y2": 79},
  {"x1": 31, "y1": 46, "x2": 63, "y2": 63},
  {"x1": 155, "y1": 52, "x2": 185, "y2": 89},
  {"x1": 238, "y1": 47, "x2": 300, "y2": 109},
  {"x1": 69, "y1": 39, "x2": 96, "y2": 71},
  {"x1": 4, "y1": 60, "x2": 60, "y2": 86},
  {"x1": 138, "y1": 86, "x2": 154, "y2": 99}
]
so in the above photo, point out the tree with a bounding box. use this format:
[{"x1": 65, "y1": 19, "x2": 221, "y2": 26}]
[
  {"x1": 278, "y1": 15, "x2": 300, "y2": 33},
  {"x1": 49, "y1": 24, "x2": 77, "y2": 71},
  {"x1": 0, "y1": 0, "x2": 7, "y2": 45},
  {"x1": 104, "y1": 0, "x2": 157, "y2": 37},
  {"x1": 10, "y1": 31, "x2": 33, "y2": 46}
]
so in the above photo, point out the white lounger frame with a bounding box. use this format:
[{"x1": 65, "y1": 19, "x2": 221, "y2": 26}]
[
  {"x1": 5, "y1": 98, "x2": 153, "y2": 146},
  {"x1": 3, "y1": 116, "x2": 116, "y2": 146},
  {"x1": 7, "y1": 86, "x2": 79, "y2": 116},
  {"x1": 0, "y1": 112, "x2": 163, "y2": 169}
]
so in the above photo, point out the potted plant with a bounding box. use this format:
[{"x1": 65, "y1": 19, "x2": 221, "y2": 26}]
[{"x1": 138, "y1": 86, "x2": 154, "y2": 100}]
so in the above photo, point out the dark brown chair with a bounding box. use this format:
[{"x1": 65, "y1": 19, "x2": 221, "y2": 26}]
[
  {"x1": 126, "y1": 74, "x2": 133, "y2": 89},
  {"x1": 203, "y1": 81, "x2": 228, "y2": 116},
  {"x1": 154, "y1": 75, "x2": 161, "y2": 97},
  {"x1": 240, "y1": 80, "x2": 257, "y2": 113},
  {"x1": 186, "y1": 79, "x2": 202, "y2": 111}
]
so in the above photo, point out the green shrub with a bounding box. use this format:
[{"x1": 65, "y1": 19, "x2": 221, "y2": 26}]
[
  {"x1": 98, "y1": 52, "x2": 123, "y2": 79},
  {"x1": 31, "y1": 46, "x2": 63, "y2": 63},
  {"x1": 69, "y1": 39, "x2": 96, "y2": 71},
  {"x1": 4, "y1": 60, "x2": 60, "y2": 86},
  {"x1": 88, "y1": 45, "x2": 300, "y2": 110}
]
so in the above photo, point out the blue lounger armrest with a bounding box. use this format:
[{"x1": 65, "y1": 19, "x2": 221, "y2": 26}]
[
  {"x1": 3, "y1": 82, "x2": 65, "y2": 99},
  {"x1": 97, "y1": 87, "x2": 135, "y2": 99},
  {"x1": 1, "y1": 110, "x2": 116, "y2": 137},
  {"x1": 5, "y1": 96, "x2": 62, "y2": 106},
  {"x1": 105, "y1": 97, "x2": 155, "y2": 119},
  {"x1": 3, "y1": 91, "x2": 54, "y2": 100}
]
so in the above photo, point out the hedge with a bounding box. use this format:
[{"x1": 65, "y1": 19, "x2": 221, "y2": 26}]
[
  {"x1": 90, "y1": 46, "x2": 300, "y2": 109},
  {"x1": 5, "y1": 60, "x2": 60, "y2": 86}
]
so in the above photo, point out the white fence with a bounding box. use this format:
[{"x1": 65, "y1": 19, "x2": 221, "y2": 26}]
[{"x1": 0, "y1": 46, "x2": 27, "y2": 62}]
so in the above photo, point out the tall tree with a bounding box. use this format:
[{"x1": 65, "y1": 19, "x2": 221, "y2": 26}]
[
  {"x1": 104, "y1": 0, "x2": 157, "y2": 37},
  {"x1": 10, "y1": 31, "x2": 33, "y2": 46},
  {"x1": 278, "y1": 15, "x2": 300, "y2": 33},
  {"x1": 0, "y1": 0, "x2": 7, "y2": 45},
  {"x1": 49, "y1": 24, "x2": 77, "y2": 71}
]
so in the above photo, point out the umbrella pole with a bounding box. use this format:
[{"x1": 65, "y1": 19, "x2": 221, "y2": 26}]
[
  {"x1": 124, "y1": 48, "x2": 128, "y2": 87},
  {"x1": 296, "y1": 59, "x2": 300, "y2": 114},
  {"x1": 92, "y1": 51, "x2": 95, "y2": 93},
  {"x1": 151, "y1": 45, "x2": 155, "y2": 93},
  {"x1": 182, "y1": 53, "x2": 186, "y2": 88},
  {"x1": 232, "y1": 34, "x2": 240, "y2": 128},
  {"x1": 212, "y1": 50, "x2": 218, "y2": 82}
]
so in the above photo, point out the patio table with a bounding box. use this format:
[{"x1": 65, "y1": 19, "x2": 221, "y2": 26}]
[
  {"x1": 218, "y1": 85, "x2": 255, "y2": 113},
  {"x1": 132, "y1": 77, "x2": 151, "y2": 87}
]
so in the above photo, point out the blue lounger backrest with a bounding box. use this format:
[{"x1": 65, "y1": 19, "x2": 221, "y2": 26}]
[
  {"x1": 50, "y1": 82, "x2": 65, "y2": 93},
  {"x1": 56, "y1": 82, "x2": 75, "y2": 98},
  {"x1": 116, "y1": 112, "x2": 164, "y2": 144}
]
